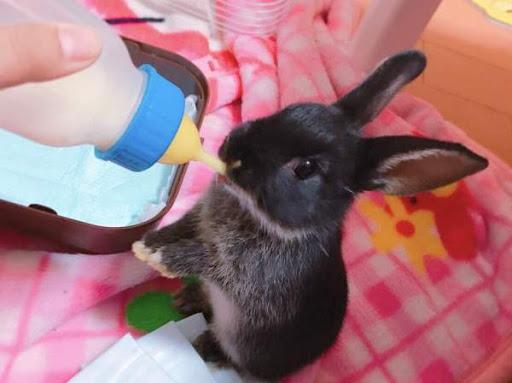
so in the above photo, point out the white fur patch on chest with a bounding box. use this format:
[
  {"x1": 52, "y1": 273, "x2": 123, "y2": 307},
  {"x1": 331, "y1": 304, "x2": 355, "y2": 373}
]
[
  {"x1": 204, "y1": 281, "x2": 241, "y2": 364},
  {"x1": 223, "y1": 183, "x2": 308, "y2": 241}
]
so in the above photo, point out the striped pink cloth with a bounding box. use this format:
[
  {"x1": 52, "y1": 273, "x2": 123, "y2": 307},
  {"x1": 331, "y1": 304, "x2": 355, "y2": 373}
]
[{"x1": 1, "y1": 0, "x2": 512, "y2": 382}]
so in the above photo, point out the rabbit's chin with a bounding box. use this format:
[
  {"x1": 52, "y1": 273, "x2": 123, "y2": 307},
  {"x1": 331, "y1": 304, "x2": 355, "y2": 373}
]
[
  {"x1": 215, "y1": 173, "x2": 229, "y2": 185},
  {"x1": 220, "y1": 180, "x2": 311, "y2": 241}
]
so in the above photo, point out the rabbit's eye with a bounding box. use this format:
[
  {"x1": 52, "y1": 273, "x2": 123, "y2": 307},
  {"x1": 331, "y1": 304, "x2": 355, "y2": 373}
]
[{"x1": 293, "y1": 159, "x2": 318, "y2": 180}]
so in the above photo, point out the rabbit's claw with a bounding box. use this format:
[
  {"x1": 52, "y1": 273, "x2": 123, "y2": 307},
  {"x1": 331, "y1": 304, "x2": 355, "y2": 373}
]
[{"x1": 132, "y1": 241, "x2": 177, "y2": 279}]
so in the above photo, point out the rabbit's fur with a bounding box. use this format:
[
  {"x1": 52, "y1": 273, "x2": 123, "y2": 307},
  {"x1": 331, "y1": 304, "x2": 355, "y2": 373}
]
[{"x1": 133, "y1": 50, "x2": 488, "y2": 381}]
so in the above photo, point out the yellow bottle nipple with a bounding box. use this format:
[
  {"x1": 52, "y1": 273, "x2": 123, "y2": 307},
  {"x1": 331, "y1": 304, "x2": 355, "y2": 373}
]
[{"x1": 158, "y1": 114, "x2": 226, "y2": 175}]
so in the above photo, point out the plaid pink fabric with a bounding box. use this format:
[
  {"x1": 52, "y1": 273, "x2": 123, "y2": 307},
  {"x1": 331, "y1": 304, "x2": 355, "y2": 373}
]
[{"x1": 1, "y1": 0, "x2": 512, "y2": 382}]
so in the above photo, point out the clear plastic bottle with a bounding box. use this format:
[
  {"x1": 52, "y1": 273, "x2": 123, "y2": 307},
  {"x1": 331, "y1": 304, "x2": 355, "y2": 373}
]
[{"x1": 0, "y1": 0, "x2": 225, "y2": 174}]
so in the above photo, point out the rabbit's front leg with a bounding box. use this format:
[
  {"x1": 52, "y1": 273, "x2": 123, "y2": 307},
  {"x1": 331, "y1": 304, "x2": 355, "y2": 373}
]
[
  {"x1": 132, "y1": 204, "x2": 208, "y2": 278},
  {"x1": 133, "y1": 238, "x2": 207, "y2": 278}
]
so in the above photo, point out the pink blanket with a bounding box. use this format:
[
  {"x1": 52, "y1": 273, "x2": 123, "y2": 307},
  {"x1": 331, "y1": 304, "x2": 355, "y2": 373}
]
[{"x1": 2, "y1": 1, "x2": 512, "y2": 382}]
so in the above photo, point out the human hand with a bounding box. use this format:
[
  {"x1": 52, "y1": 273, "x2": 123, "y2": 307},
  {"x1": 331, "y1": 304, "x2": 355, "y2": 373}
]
[{"x1": 0, "y1": 23, "x2": 102, "y2": 89}]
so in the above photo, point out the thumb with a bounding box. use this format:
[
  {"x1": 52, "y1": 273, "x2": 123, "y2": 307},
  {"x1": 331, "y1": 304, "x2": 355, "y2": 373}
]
[{"x1": 0, "y1": 23, "x2": 102, "y2": 89}]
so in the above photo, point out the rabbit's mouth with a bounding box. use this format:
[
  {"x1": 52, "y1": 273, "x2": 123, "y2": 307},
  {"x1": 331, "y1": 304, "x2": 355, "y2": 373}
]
[
  {"x1": 216, "y1": 174, "x2": 230, "y2": 185},
  {"x1": 216, "y1": 159, "x2": 242, "y2": 185}
]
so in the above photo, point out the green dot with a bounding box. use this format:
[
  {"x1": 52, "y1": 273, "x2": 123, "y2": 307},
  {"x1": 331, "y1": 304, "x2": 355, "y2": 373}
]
[
  {"x1": 125, "y1": 291, "x2": 183, "y2": 333},
  {"x1": 182, "y1": 274, "x2": 200, "y2": 285}
]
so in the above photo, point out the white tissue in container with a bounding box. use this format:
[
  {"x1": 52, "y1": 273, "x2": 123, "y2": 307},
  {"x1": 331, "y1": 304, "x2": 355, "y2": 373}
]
[
  {"x1": 0, "y1": 95, "x2": 199, "y2": 228},
  {"x1": 69, "y1": 314, "x2": 243, "y2": 383}
]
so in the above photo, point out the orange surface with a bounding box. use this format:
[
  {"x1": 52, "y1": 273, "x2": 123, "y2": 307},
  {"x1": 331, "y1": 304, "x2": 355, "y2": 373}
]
[
  {"x1": 409, "y1": 0, "x2": 512, "y2": 164},
  {"x1": 425, "y1": 0, "x2": 512, "y2": 70},
  {"x1": 357, "y1": 0, "x2": 512, "y2": 164}
]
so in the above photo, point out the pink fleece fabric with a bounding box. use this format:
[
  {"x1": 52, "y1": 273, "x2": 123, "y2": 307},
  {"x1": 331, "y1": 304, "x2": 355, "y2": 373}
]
[{"x1": 1, "y1": 1, "x2": 512, "y2": 382}]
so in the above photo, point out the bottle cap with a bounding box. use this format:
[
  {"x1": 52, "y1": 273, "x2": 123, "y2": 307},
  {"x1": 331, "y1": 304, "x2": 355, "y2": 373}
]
[{"x1": 95, "y1": 64, "x2": 185, "y2": 171}]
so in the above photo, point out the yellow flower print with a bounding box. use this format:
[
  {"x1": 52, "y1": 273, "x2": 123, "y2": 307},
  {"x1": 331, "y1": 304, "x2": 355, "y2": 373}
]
[
  {"x1": 431, "y1": 183, "x2": 458, "y2": 198},
  {"x1": 358, "y1": 195, "x2": 447, "y2": 272}
]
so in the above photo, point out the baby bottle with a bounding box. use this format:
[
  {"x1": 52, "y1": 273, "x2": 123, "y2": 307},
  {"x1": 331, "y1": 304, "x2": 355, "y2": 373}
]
[{"x1": 0, "y1": 0, "x2": 225, "y2": 174}]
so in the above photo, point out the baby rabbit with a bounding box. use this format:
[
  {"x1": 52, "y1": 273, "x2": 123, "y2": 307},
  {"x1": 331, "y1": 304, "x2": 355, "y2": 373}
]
[{"x1": 133, "y1": 50, "x2": 488, "y2": 382}]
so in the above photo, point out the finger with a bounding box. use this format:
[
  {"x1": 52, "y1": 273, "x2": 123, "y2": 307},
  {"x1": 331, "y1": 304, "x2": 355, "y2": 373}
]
[{"x1": 0, "y1": 23, "x2": 102, "y2": 89}]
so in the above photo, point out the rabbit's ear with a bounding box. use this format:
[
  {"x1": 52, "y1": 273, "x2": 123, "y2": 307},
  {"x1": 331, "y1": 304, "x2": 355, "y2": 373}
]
[
  {"x1": 354, "y1": 136, "x2": 488, "y2": 195},
  {"x1": 336, "y1": 50, "x2": 426, "y2": 125}
]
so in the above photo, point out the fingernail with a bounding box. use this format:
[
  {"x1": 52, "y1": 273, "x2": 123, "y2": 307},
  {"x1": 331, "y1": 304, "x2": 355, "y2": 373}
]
[{"x1": 58, "y1": 24, "x2": 102, "y2": 61}]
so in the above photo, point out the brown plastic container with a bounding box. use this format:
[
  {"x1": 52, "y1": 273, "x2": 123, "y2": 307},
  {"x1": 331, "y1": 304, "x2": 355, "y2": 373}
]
[{"x1": 0, "y1": 38, "x2": 209, "y2": 255}]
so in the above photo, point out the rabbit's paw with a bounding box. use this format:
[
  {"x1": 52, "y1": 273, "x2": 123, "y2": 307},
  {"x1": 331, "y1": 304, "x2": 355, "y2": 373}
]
[
  {"x1": 193, "y1": 330, "x2": 231, "y2": 367},
  {"x1": 132, "y1": 241, "x2": 177, "y2": 279},
  {"x1": 175, "y1": 282, "x2": 212, "y2": 320}
]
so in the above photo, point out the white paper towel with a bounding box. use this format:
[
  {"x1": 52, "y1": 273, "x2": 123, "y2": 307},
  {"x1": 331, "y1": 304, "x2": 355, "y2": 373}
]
[
  {"x1": 69, "y1": 314, "x2": 244, "y2": 383},
  {"x1": 68, "y1": 334, "x2": 177, "y2": 383}
]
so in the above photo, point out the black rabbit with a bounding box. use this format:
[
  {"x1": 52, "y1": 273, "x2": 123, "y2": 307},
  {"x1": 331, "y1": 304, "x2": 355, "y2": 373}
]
[{"x1": 133, "y1": 50, "x2": 488, "y2": 382}]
